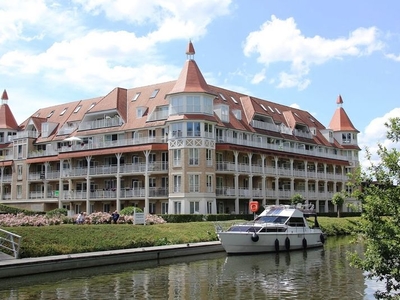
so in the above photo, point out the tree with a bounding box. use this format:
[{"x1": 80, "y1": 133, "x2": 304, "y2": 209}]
[
  {"x1": 332, "y1": 191, "x2": 345, "y2": 218},
  {"x1": 291, "y1": 193, "x2": 304, "y2": 205},
  {"x1": 348, "y1": 117, "x2": 400, "y2": 299}
]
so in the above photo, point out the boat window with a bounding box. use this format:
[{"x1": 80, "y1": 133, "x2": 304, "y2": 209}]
[
  {"x1": 227, "y1": 226, "x2": 262, "y2": 232},
  {"x1": 286, "y1": 217, "x2": 305, "y2": 227},
  {"x1": 255, "y1": 216, "x2": 288, "y2": 224}
]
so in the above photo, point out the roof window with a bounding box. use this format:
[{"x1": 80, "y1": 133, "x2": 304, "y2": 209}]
[
  {"x1": 47, "y1": 110, "x2": 54, "y2": 118},
  {"x1": 260, "y1": 104, "x2": 267, "y2": 111},
  {"x1": 150, "y1": 89, "x2": 160, "y2": 99},
  {"x1": 60, "y1": 108, "x2": 67, "y2": 116},
  {"x1": 74, "y1": 105, "x2": 82, "y2": 113},
  {"x1": 88, "y1": 103, "x2": 96, "y2": 111},
  {"x1": 219, "y1": 93, "x2": 226, "y2": 101},
  {"x1": 132, "y1": 92, "x2": 141, "y2": 101},
  {"x1": 230, "y1": 96, "x2": 238, "y2": 104}
]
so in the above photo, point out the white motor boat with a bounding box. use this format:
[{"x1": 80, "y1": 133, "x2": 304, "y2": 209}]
[{"x1": 216, "y1": 204, "x2": 325, "y2": 254}]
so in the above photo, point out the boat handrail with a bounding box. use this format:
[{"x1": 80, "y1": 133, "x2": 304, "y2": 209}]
[{"x1": 0, "y1": 228, "x2": 22, "y2": 259}]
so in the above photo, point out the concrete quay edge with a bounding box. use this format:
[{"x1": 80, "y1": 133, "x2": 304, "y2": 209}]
[{"x1": 0, "y1": 241, "x2": 224, "y2": 279}]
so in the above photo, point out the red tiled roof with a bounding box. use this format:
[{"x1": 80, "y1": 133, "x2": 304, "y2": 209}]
[
  {"x1": 0, "y1": 104, "x2": 19, "y2": 130},
  {"x1": 167, "y1": 42, "x2": 215, "y2": 96},
  {"x1": 0, "y1": 90, "x2": 19, "y2": 130},
  {"x1": 329, "y1": 95, "x2": 359, "y2": 132}
]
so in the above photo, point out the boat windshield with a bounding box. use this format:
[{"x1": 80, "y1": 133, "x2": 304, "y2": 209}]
[{"x1": 254, "y1": 215, "x2": 288, "y2": 224}]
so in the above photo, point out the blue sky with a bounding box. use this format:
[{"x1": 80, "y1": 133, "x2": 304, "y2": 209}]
[{"x1": 1, "y1": 0, "x2": 399, "y2": 169}]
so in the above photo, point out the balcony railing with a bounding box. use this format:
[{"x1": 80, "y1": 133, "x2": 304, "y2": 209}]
[
  {"x1": 14, "y1": 131, "x2": 39, "y2": 139},
  {"x1": 78, "y1": 117, "x2": 123, "y2": 131},
  {"x1": 28, "y1": 149, "x2": 59, "y2": 158}
]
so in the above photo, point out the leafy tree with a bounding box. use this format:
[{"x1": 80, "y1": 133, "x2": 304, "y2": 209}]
[
  {"x1": 348, "y1": 117, "x2": 400, "y2": 299},
  {"x1": 332, "y1": 191, "x2": 345, "y2": 218},
  {"x1": 291, "y1": 193, "x2": 304, "y2": 205}
]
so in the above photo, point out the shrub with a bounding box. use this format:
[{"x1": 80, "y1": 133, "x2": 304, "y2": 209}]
[
  {"x1": 46, "y1": 208, "x2": 68, "y2": 217},
  {"x1": 120, "y1": 206, "x2": 143, "y2": 216}
]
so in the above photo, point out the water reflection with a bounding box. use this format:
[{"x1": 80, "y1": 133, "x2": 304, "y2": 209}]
[{"x1": 0, "y1": 236, "x2": 383, "y2": 299}]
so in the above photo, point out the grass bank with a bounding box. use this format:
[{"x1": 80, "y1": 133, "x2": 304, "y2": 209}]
[{"x1": 1, "y1": 217, "x2": 361, "y2": 258}]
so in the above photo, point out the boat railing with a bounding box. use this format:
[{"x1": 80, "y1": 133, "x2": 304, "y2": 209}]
[{"x1": 0, "y1": 228, "x2": 22, "y2": 259}]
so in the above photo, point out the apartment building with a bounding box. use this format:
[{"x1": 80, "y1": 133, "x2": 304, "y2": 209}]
[{"x1": 0, "y1": 41, "x2": 360, "y2": 216}]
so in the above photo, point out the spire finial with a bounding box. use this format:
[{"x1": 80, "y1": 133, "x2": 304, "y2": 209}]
[
  {"x1": 336, "y1": 94, "x2": 343, "y2": 106},
  {"x1": 186, "y1": 40, "x2": 195, "y2": 60},
  {"x1": 1, "y1": 89, "x2": 8, "y2": 105}
]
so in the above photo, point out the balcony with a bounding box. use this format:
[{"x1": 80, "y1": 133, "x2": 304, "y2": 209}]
[
  {"x1": 29, "y1": 149, "x2": 59, "y2": 158},
  {"x1": 14, "y1": 131, "x2": 39, "y2": 139},
  {"x1": 78, "y1": 117, "x2": 123, "y2": 131},
  {"x1": 59, "y1": 135, "x2": 167, "y2": 153}
]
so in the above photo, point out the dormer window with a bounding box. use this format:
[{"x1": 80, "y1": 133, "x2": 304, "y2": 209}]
[
  {"x1": 150, "y1": 89, "x2": 159, "y2": 99},
  {"x1": 136, "y1": 107, "x2": 144, "y2": 118},
  {"x1": 233, "y1": 109, "x2": 241, "y2": 120}
]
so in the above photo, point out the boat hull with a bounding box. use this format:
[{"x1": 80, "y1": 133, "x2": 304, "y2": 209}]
[{"x1": 218, "y1": 231, "x2": 324, "y2": 254}]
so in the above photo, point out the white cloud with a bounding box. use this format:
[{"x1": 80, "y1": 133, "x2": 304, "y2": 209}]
[
  {"x1": 0, "y1": 0, "x2": 233, "y2": 95},
  {"x1": 358, "y1": 107, "x2": 400, "y2": 170},
  {"x1": 251, "y1": 69, "x2": 266, "y2": 84},
  {"x1": 385, "y1": 53, "x2": 400, "y2": 62},
  {"x1": 243, "y1": 15, "x2": 384, "y2": 90}
]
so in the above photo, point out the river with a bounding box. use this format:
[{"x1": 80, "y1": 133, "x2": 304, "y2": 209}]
[{"x1": 0, "y1": 236, "x2": 385, "y2": 299}]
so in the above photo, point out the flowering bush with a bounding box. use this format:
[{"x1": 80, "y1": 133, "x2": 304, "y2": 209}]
[{"x1": 0, "y1": 212, "x2": 166, "y2": 227}]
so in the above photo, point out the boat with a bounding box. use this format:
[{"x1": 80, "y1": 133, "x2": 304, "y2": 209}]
[{"x1": 216, "y1": 204, "x2": 325, "y2": 254}]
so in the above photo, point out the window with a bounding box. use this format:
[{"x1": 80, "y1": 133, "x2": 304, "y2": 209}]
[
  {"x1": 148, "y1": 129, "x2": 156, "y2": 139},
  {"x1": 88, "y1": 103, "x2": 96, "y2": 111},
  {"x1": 173, "y1": 201, "x2": 181, "y2": 214},
  {"x1": 74, "y1": 105, "x2": 82, "y2": 113},
  {"x1": 187, "y1": 122, "x2": 201, "y2": 137},
  {"x1": 206, "y1": 149, "x2": 212, "y2": 166},
  {"x1": 171, "y1": 122, "x2": 183, "y2": 138},
  {"x1": 149, "y1": 202, "x2": 156, "y2": 214},
  {"x1": 187, "y1": 96, "x2": 201, "y2": 112},
  {"x1": 47, "y1": 110, "x2": 54, "y2": 118},
  {"x1": 342, "y1": 133, "x2": 352, "y2": 143},
  {"x1": 207, "y1": 201, "x2": 213, "y2": 214},
  {"x1": 149, "y1": 177, "x2": 156, "y2": 188},
  {"x1": 173, "y1": 149, "x2": 181, "y2": 167},
  {"x1": 189, "y1": 148, "x2": 199, "y2": 166},
  {"x1": 204, "y1": 123, "x2": 213, "y2": 138},
  {"x1": 137, "y1": 107, "x2": 144, "y2": 118},
  {"x1": 161, "y1": 202, "x2": 169, "y2": 214},
  {"x1": 60, "y1": 108, "x2": 67, "y2": 116},
  {"x1": 260, "y1": 104, "x2": 267, "y2": 111},
  {"x1": 207, "y1": 174, "x2": 213, "y2": 192},
  {"x1": 17, "y1": 165, "x2": 23, "y2": 176},
  {"x1": 219, "y1": 93, "x2": 226, "y2": 101},
  {"x1": 190, "y1": 201, "x2": 200, "y2": 214},
  {"x1": 132, "y1": 92, "x2": 141, "y2": 101},
  {"x1": 231, "y1": 96, "x2": 238, "y2": 104},
  {"x1": 221, "y1": 105, "x2": 229, "y2": 122},
  {"x1": 189, "y1": 174, "x2": 200, "y2": 192},
  {"x1": 170, "y1": 96, "x2": 184, "y2": 115},
  {"x1": 173, "y1": 175, "x2": 181, "y2": 192},
  {"x1": 150, "y1": 89, "x2": 160, "y2": 98}
]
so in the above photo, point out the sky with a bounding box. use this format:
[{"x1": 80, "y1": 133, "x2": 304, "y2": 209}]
[{"x1": 0, "y1": 0, "x2": 399, "y2": 170}]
